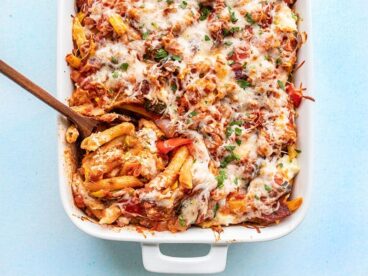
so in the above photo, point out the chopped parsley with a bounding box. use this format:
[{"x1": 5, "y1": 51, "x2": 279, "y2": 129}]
[
  {"x1": 228, "y1": 7, "x2": 238, "y2": 23},
  {"x1": 199, "y1": 6, "x2": 211, "y2": 21},
  {"x1": 142, "y1": 31, "x2": 150, "y2": 40},
  {"x1": 235, "y1": 139, "x2": 242, "y2": 146},
  {"x1": 224, "y1": 145, "x2": 236, "y2": 151},
  {"x1": 230, "y1": 120, "x2": 243, "y2": 126},
  {"x1": 275, "y1": 58, "x2": 282, "y2": 66},
  {"x1": 223, "y1": 26, "x2": 240, "y2": 36},
  {"x1": 264, "y1": 185, "x2": 272, "y2": 192},
  {"x1": 235, "y1": 127, "x2": 242, "y2": 136},
  {"x1": 224, "y1": 41, "x2": 233, "y2": 46},
  {"x1": 254, "y1": 194, "x2": 260, "y2": 200},
  {"x1": 111, "y1": 56, "x2": 119, "y2": 64},
  {"x1": 180, "y1": 1, "x2": 187, "y2": 9},
  {"x1": 277, "y1": 163, "x2": 284, "y2": 168},
  {"x1": 292, "y1": 12, "x2": 298, "y2": 21},
  {"x1": 245, "y1": 13, "x2": 255, "y2": 24},
  {"x1": 234, "y1": 177, "x2": 239, "y2": 185},
  {"x1": 166, "y1": 0, "x2": 173, "y2": 4},
  {"x1": 178, "y1": 215, "x2": 186, "y2": 227},
  {"x1": 155, "y1": 48, "x2": 169, "y2": 61},
  {"x1": 112, "y1": 71, "x2": 119, "y2": 78},
  {"x1": 120, "y1": 63, "x2": 129, "y2": 71},
  {"x1": 213, "y1": 203, "x2": 219, "y2": 215},
  {"x1": 171, "y1": 83, "x2": 177, "y2": 92},
  {"x1": 204, "y1": 34, "x2": 211, "y2": 41},
  {"x1": 216, "y1": 169, "x2": 227, "y2": 188},
  {"x1": 296, "y1": 149, "x2": 302, "y2": 154},
  {"x1": 189, "y1": 110, "x2": 198, "y2": 117},
  {"x1": 225, "y1": 126, "x2": 233, "y2": 138},
  {"x1": 231, "y1": 26, "x2": 240, "y2": 33},
  {"x1": 242, "y1": 62, "x2": 247, "y2": 69},
  {"x1": 171, "y1": 55, "x2": 182, "y2": 61},
  {"x1": 237, "y1": 79, "x2": 251, "y2": 89},
  {"x1": 277, "y1": 80, "x2": 285, "y2": 90},
  {"x1": 220, "y1": 151, "x2": 240, "y2": 168}
]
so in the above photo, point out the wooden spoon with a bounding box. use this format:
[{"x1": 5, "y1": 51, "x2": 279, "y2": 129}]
[{"x1": 0, "y1": 59, "x2": 100, "y2": 138}]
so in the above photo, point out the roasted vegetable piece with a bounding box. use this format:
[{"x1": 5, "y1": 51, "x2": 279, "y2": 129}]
[{"x1": 156, "y1": 138, "x2": 193, "y2": 154}]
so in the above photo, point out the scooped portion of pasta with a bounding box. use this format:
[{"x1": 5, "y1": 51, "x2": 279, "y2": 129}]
[{"x1": 66, "y1": 0, "x2": 308, "y2": 232}]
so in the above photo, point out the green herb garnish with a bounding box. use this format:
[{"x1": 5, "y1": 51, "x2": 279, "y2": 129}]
[
  {"x1": 224, "y1": 145, "x2": 236, "y2": 151},
  {"x1": 220, "y1": 152, "x2": 240, "y2": 168},
  {"x1": 264, "y1": 185, "x2": 272, "y2": 192},
  {"x1": 230, "y1": 120, "x2": 242, "y2": 126},
  {"x1": 112, "y1": 71, "x2": 119, "y2": 78},
  {"x1": 111, "y1": 56, "x2": 119, "y2": 64},
  {"x1": 235, "y1": 127, "x2": 242, "y2": 136},
  {"x1": 225, "y1": 126, "x2": 234, "y2": 138},
  {"x1": 178, "y1": 215, "x2": 186, "y2": 227},
  {"x1": 204, "y1": 35, "x2": 211, "y2": 41},
  {"x1": 171, "y1": 83, "x2": 177, "y2": 92},
  {"x1": 237, "y1": 79, "x2": 251, "y2": 89},
  {"x1": 228, "y1": 7, "x2": 238, "y2": 23},
  {"x1": 277, "y1": 80, "x2": 285, "y2": 90},
  {"x1": 216, "y1": 169, "x2": 227, "y2": 188},
  {"x1": 199, "y1": 7, "x2": 211, "y2": 21},
  {"x1": 213, "y1": 203, "x2": 219, "y2": 215},
  {"x1": 180, "y1": 1, "x2": 187, "y2": 9},
  {"x1": 142, "y1": 31, "x2": 150, "y2": 40},
  {"x1": 155, "y1": 48, "x2": 169, "y2": 61},
  {"x1": 172, "y1": 55, "x2": 182, "y2": 61},
  {"x1": 189, "y1": 110, "x2": 198, "y2": 117},
  {"x1": 245, "y1": 13, "x2": 255, "y2": 24},
  {"x1": 120, "y1": 63, "x2": 129, "y2": 71}
]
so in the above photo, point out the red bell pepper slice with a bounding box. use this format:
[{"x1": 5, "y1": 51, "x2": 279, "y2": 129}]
[
  {"x1": 286, "y1": 83, "x2": 303, "y2": 108},
  {"x1": 156, "y1": 138, "x2": 192, "y2": 154}
]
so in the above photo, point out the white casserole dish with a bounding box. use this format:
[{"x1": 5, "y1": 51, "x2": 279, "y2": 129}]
[{"x1": 57, "y1": 1, "x2": 313, "y2": 273}]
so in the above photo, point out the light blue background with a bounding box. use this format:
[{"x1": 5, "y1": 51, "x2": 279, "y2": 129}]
[{"x1": 1, "y1": 0, "x2": 367, "y2": 275}]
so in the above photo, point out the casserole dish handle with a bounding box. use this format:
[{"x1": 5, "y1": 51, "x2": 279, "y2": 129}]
[{"x1": 141, "y1": 243, "x2": 228, "y2": 274}]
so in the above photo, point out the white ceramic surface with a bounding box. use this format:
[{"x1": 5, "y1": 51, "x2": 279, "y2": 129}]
[{"x1": 57, "y1": 1, "x2": 313, "y2": 273}]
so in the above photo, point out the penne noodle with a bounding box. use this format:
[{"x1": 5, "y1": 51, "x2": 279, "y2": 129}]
[
  {"x1": 148, "y1": 146, "x2": 189, "y2": 189},
  {"x1": 72, "y1": 16, "x2": 87, "y2": 49},
  {"x1": 179, "y1": 156, "x2": 194, "y2": 189},
  {"x1": 108, "y1": 14, "x2": 128, "y2": 36},
  {"x1": 86, "y1": 176, "x2": 144, "y2": 192},
  {"x1": 65, "y1": 54, "x2": 82, "y2": 69},
  {"x1": 99, "y1": 205, "x2": 122, "y2": 224},
  {"x1": 139, "y1": 119, "x2": 165, "y2": 138},
  {"x1": 65, "y1": 124, "x2": 79, "y2": 143},
  {"x1": 81, "y1": 122, "x2": 135, "y2": 151}
]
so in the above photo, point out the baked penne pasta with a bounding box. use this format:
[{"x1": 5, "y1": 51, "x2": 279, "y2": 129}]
[
  {"x1": 179, "y1": 156, "x2": 194, "y2": 189},
  {"x1": 86, "y1": 176, "x2": 144, "y2": 192},
  {"x1": 67, "y1": 0, "x2": 308, "y2": 232},
  {"x1": 81, "y1": 122, "x2": 135, "y2": 151}
]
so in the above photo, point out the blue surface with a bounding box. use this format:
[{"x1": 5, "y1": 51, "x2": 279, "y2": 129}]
[{"x1": 1, "y1": 0, "x2": 367, "y2": 275}]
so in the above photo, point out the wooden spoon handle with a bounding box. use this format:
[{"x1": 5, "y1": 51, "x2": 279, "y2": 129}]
[{"x1": 0, "y1": 59, "x2": 81, "y2": 122}]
